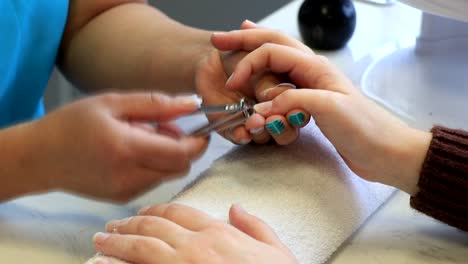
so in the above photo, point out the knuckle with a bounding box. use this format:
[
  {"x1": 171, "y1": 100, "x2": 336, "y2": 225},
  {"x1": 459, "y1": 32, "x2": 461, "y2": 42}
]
[
  {"x1": 131, "y1": 237, "x2": 150, "y2": 255},
  {"x1": 206, "y1": 222, "x2": 234, "y2": 237},
  {"x1": 136, "y1": 217, "x2": 155, "y2": 234},
  {"x1": 143, "y1": 204, "x2": 164, "y2": 216},
  {"x1": 162, "y1": 203, "x2": 183, "y2": 219},
  {"x1": 149, "y1": 93, "x2": 171, "y2": 106}
]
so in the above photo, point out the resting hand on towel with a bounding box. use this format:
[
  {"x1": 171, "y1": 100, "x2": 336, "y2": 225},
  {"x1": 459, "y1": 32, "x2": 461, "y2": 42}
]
[
  {"x1": 215, "y1": 25, "x2": 431, "y2": 196},
  {"x1": 91, "y1": 203, "x2": 297, "y2": 264}
]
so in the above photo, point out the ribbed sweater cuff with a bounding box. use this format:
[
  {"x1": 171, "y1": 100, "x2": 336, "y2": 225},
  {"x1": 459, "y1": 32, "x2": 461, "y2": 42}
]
[{"x1": 410, "y1": 126, "x2": 468, "y2": 231}]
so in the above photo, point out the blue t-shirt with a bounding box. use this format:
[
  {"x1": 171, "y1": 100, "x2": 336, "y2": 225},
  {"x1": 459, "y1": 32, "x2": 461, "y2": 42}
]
[{"x1": 0, "y1": 0, "x2": 69, "y2": 127}]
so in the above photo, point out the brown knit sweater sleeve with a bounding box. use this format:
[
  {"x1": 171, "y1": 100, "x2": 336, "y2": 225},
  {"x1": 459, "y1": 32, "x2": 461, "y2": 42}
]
[{"x1": 410, "y1": 126, "x2": 468, "y2": 231}]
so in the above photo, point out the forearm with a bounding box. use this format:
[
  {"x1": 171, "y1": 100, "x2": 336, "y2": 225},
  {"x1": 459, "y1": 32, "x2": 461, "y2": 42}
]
[
  {"x1": 0, "y1": 122, "x2": 49, "y2": 201},
  {"x1": 59, "y1": 2, "x2": 214, "y2": 94}
]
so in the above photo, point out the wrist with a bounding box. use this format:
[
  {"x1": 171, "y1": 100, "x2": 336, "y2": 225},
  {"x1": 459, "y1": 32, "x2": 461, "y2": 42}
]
[
  {"x1": 0, "y1": 121, "x2": 51, "y2": 200},
  {"x1": 147, "y1": 26, "x2": 215, "y2": 93},
  {"x1": 388, "y1": 127, "x2": 432, "y2": 195},
  {"x1": 187, "y1": 30, "x2": 219, "y2": 91}
]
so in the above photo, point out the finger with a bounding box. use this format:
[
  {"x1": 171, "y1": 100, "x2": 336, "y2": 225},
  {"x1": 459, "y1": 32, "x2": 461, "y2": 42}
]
[
  {"x1": 129, "y1": 121, "x2": 158, "y2": 133},
  {"x1": 138, "y1": 203, "x2": 216, "y2": 231},
  {"x1": 286, "y1": 110, "x2": 310, "y2": 128},
  {"x1": 223, "y1": 125, "x2": 251, "y2": 145},
  {"x1": 130, "y1": 121, "x2": 184, "y2": 139},
  {"x1": 254, "y1": 89, "x2": 342, "y2": 118},
  {"x1": 156, "y1": 121, "x2": 184, "y2": 139},
  {"x1": 108, "y1": 169, "x2": 169, "y2": 203},
  {"x1": 130, "y1": 132, "x2": 208, "y2": 172},
  {"x1": 229, "y1": 204, "x2": 288, "y2": 251},
  {"x1": 107, "y1": 93, "x2": 199, "y2": 121},
  {"x1": 265, "y1": 115, "x2": 298, "y2": 145},
  {"x1": 245, "y1": 114, "x2": 270, "y2": 144},
  {"x1": 87, "y1": 255, "x2": 130, "y2": 264},
  {"x1": 225, "y1": 44, "x2": 351, "y2": 94},
  {"x1": 211, "y1": 29, "x2": 310, "y2": 53},
  {"x1": 106, "y1": 216, "x2": 191, "y2": 248},
  {"x1": 93, "y1": 232, "x2": 174, "y2": 263}
]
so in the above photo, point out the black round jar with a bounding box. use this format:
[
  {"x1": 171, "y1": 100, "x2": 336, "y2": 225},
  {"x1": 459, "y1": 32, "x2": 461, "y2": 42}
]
[{"x1": 298, "y1": 0, "x2": 356, "y2": 50}]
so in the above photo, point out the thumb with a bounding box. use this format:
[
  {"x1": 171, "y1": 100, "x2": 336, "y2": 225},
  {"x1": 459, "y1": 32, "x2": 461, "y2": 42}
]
[
  {"x1": 229, "y1": 204, "x2": 288, "y2": 251},
  {"x1": 109, "y1": 93, "x2": 199, "y2": 121}
]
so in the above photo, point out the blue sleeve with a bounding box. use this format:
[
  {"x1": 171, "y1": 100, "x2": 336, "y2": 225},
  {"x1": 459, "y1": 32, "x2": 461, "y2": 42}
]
[{"x1": 0, "y1": 0, "x2": 69, "y2": 127}]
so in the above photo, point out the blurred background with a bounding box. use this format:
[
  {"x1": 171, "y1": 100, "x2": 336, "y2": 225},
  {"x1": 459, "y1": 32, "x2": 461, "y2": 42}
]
[{"x1": 44, "y1": 0, "x2": 291, "y2": 111}]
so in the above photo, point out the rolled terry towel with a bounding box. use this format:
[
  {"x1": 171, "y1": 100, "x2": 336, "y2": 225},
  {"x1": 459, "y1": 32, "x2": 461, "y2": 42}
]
[{"x1": 172, "y1": 123, "x2": 395, "y2": 263}]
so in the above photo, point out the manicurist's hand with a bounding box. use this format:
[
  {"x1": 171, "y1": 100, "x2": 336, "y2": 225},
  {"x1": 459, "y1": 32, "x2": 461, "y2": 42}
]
[
  {"x1": 221, "y1": 28, "x2": 432, "y2": 195},
  {"x1": 89, "y1": 203, "x2": 297, "y2": 264},
  {"x1": 29, "y1": 93, "x2": 208, "y2": 202}
]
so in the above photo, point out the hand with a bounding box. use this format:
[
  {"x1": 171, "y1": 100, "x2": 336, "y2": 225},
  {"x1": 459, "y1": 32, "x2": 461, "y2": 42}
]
[
  {"x1": 222, "y1": 28, "x2": 431, "y2": 195},
  {"x1": 90, "y1": 203, "x2": 297, "y2": 264},
  {"x1": 30, "y1": 92, "x2": 208, "y2": 202},
  {"x1": 194, "y1": 20, "x2": 309, "y2": 145}
]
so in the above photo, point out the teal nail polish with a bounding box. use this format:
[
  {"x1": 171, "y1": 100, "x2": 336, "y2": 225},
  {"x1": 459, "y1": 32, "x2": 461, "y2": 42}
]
[
  {"x1": 288, "y1": 112, "x2": 305, "y2": 127},
  {"x1": 266, "y1": 120, "x2": 285, "y2": 135}
]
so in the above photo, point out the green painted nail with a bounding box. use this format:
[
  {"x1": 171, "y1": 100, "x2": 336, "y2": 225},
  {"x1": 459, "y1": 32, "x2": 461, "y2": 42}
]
[
  {"x1": 266, "y1": 120, "x2": 285, "y2": 135},
  {"x1": 288, "y1": 112, "x2": 305, "y2": 127}
]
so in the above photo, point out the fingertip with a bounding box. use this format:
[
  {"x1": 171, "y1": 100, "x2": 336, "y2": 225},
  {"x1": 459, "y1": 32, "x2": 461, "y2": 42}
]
[
  {"x1": 240, "y1": 19, "x2": 257, "y2": 29},
  {"x1": 230, "y1": 126, "x2": 252, "y2": 145},
  {"x1": 253, "y1": 101, "x2": 273, "y2": 115},
  {"x1": 229, "y1": 204, "x2": 248, "y2": 225},
  {"x1": 245, "y1": 113, "x2": 265, "y2": 130},
  {"x1": 93, "y1": 232, "x2": 110, "y2": 246}
]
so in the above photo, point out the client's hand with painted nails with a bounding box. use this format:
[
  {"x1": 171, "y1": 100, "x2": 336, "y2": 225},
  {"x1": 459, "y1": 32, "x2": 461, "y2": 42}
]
[
  {"x1": 223, "y1": 28, "x2": 431, "y2": 196},
  {"x1": 210, "y1": 20, "x2": 311, "y2": 145},
  {"x1": 90, "y1": 203, "x2": 297, "y2": 264}
]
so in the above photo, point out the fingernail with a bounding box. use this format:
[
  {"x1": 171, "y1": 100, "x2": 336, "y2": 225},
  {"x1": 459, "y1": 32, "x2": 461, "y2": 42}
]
[
  {"x1": 176, "y1": 95, "x2": 199, "y2": 106},
  {"x1": 93, "y1": 232, "x2": 110, "y2": 245},
  {"x1": 238, "y1": 138, "x2": 251, "y2": 145},
  {"x1": 253, "y1": 101, "x2": 272, "y2": 114},
  {"x1": 261, "y1": 83, "x2": 296, "y2": 99},
  {"x1": 106, "y1": 217, "x2": 132, "y2": 230},
  {"x1": 138, "y1": 206, "x2": 150, "y2": 214},
  {"x1": 244, "y1": 19, "x2": 256, "y2": 25},
  {"x1": 212, "y1": 31, "x2": 226, "y2": 37},
  {"x1": 226, "y1": 73, "x2": 234, "y2": 84},
  {"x1": 249, "y1": 127, "x2": 264, "y2": 135},
  {"x1": 288, "y1": 112, "x2": 306, "y2": 127},
  {"x1": 260, "y1": 88, "x2": 275, "y2": 99},
  {"x1": 275, "y1": 83, "x2": 296, "y2": 89},
  {"x1": 92, "y1": 257, "x2": 111, "y2": 264},
  {"x1": 234, "y1": 204, "x2": 247, "y2": 213},
  {"x1": 266, "y1": 120, "x2": 285, "y2": 135}
]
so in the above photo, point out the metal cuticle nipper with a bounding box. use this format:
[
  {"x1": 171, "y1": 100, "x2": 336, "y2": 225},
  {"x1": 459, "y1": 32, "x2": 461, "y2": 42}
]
[{"x1": 188, "y1": 98, "x2": 255, "y2": 137}]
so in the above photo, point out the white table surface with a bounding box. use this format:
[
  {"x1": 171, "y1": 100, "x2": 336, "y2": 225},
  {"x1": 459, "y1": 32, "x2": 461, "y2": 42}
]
[{"x1": 1, "y1": 1, "x2": 467, "y2": 263}]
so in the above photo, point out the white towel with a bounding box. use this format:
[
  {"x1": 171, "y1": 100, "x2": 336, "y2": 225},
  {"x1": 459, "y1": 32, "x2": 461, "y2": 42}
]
[{"x1": 172, "y1": 123, "x2": 395, "y2": 264}]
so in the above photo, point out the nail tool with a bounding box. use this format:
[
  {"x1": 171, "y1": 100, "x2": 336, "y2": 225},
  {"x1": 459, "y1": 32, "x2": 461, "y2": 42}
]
[{"x1": 188, "y1": 98, "x2": 255, "y2": 137}]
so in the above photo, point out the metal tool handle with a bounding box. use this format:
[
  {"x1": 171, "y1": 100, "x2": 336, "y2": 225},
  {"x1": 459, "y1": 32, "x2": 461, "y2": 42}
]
[{"x1": 188, "y1": 106, "x2": 254, "y2": 137}]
